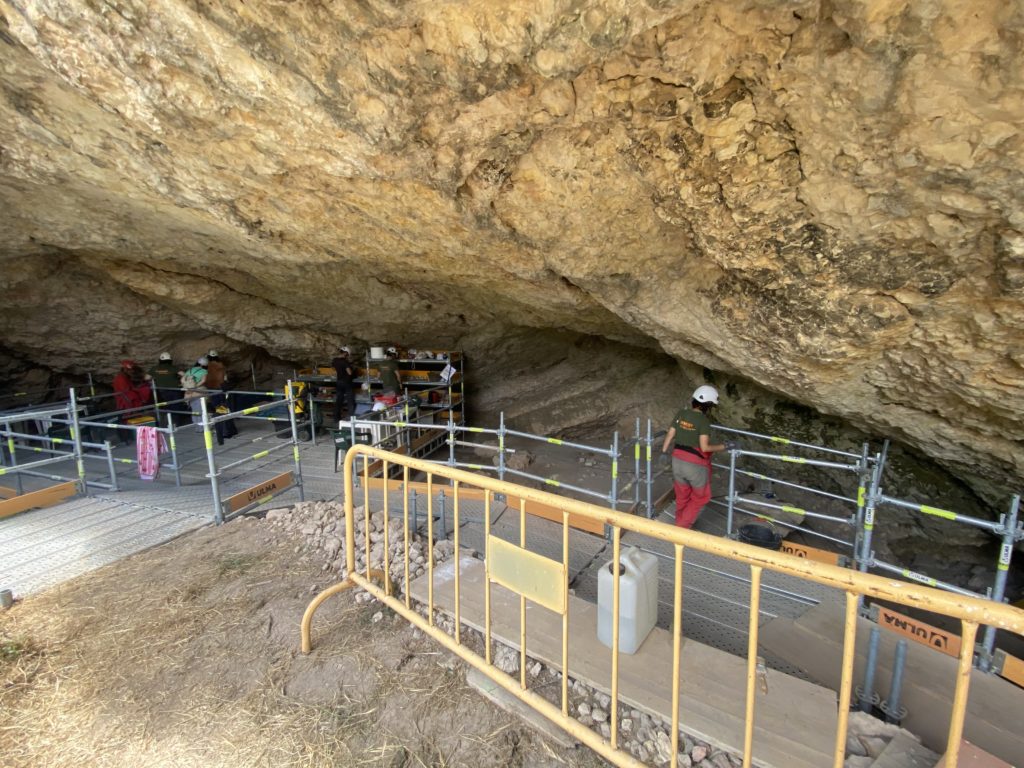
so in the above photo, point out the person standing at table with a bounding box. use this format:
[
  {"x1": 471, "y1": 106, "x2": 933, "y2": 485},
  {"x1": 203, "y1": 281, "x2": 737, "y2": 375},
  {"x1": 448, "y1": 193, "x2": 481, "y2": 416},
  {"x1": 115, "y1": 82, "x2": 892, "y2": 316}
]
[{"x1": 332, "y1": 345, "x2": 356, "y2": 423}]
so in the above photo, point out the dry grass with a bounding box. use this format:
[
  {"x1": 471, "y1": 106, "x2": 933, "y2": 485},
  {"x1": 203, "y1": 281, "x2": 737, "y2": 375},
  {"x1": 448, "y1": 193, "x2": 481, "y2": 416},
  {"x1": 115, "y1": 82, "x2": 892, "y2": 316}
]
[{"x1": 0, "y1": 519, "x2": 603, "y2": 768}]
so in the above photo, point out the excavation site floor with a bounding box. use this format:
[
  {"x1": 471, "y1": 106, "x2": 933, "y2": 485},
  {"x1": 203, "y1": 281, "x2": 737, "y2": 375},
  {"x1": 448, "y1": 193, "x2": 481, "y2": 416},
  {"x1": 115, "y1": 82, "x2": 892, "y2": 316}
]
[{"x1": 3, "y1": 419, "x2": 1022, "y2": 766}]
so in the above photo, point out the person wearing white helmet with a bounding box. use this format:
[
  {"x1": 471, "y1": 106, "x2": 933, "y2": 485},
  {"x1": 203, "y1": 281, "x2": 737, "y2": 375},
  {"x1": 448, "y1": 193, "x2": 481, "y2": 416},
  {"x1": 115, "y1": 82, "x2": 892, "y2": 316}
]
[
  {"x1": 202, "y1": 350, "x2": 237, "y2": 443},
  {"x1": 150, "y1": 352, "x2": 188, "y2": 425},
  {"x1": 180, "y1": 356, "x2": 209, "y2": 430},
  {"x1": 660, "y1": 384, "x2": 738, "y2": 528},
  {"x1": 332, "y1": 345, "x2": 356, "y2": 422}
]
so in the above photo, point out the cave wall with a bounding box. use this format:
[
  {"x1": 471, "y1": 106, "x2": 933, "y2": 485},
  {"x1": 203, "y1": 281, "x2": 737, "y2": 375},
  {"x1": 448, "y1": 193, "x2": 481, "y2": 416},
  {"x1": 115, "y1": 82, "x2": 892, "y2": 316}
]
[{"x1": 0, "y1": 0, "x2": 1022, "y2": 505}]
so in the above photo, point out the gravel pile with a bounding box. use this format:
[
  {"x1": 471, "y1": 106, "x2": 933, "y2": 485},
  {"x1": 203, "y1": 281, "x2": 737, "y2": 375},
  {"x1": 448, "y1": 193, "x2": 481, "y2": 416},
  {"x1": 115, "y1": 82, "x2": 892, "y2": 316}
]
[{"x1": 263, "y1": 500, "x2": 454, "y2": 589}]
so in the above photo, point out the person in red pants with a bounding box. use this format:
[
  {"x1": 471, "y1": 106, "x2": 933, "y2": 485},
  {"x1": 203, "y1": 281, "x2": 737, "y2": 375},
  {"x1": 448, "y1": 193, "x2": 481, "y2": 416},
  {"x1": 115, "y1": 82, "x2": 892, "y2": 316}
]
[{"x1": 660, "y1": 385, "x2": 736, "y2": 528}]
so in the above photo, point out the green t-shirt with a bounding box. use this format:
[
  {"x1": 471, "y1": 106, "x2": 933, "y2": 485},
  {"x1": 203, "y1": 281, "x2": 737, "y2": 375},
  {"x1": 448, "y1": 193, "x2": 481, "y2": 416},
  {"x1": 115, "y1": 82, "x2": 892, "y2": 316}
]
[
  {"x1": 150, "y1": 362, "x2": 179, "y2": 389},
  {"x1": 671, "y1": 408, "x2": 711, "y2": 451},
  {"x1": 377, "y1": 359, "x2": 400, "y2": 393}
]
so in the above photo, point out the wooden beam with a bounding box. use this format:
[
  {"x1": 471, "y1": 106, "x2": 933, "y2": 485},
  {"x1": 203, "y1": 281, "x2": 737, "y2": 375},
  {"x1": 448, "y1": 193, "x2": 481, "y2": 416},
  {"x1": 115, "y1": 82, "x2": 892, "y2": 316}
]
[
  {"x1": 503, "y1": 493, "x2": 606, "y2": 535},
  {"x1": 778, "y1": 540, "x2": 844, "y2": 567},
  {"x1": 992, "y1": 649, "x2": 1024, "y2": 690},
  {"x1": 0, "y1": 485, "x2": 16, "y2": 499},
  {"x1": 0, "y1": 481, "x2": 78, "y2": 519},
  {"x1": 226, "y1": 471, "x2": 294, "y2": 513}
]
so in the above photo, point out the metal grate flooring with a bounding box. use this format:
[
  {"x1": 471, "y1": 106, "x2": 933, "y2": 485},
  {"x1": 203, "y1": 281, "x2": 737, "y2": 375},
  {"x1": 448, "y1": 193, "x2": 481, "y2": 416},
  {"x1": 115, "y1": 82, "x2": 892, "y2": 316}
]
[{"x1": 0, "y1": 420, "x2": 343, "y2": 599}]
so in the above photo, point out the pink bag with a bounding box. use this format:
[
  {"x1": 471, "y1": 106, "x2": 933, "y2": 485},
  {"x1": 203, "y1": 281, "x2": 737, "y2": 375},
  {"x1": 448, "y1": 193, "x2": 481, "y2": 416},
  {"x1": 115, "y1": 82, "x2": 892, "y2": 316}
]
[{"x1": 136, "y1": 426, "x2": 168, "y2": 481}]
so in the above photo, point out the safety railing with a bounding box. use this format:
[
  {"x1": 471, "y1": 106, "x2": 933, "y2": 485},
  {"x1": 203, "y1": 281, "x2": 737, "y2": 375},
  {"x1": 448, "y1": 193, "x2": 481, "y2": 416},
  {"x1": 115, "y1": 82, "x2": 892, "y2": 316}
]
[
  {"x1": 708, "y1": 426, "x2": 1024, "y2": 672},
  {"x1": 337, "y1": 409, "x2": 623, "y2": 518},
  {"x1": 718, "y1": 441, "x2": 871, "y2": 566},
  {"x1": 302, "y1": 446, "x2": 1024, "y2": 768},
  {"x1": 196, "y1": 385, "x2": 305, "y2": 523},
  {"x1": 0, "y1": 400, "x2": 118, "y2": 498}
]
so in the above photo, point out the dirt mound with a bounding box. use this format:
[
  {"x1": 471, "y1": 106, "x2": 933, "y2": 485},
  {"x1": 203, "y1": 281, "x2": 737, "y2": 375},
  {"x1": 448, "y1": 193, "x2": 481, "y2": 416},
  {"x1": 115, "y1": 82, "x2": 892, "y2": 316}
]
[{"x1": 0, "y1": 509, "x2": 592, "y2": 768}]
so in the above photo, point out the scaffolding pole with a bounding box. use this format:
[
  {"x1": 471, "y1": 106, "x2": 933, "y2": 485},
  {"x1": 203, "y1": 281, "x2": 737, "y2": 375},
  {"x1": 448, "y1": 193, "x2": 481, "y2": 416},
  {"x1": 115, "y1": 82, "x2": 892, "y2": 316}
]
[{"x1": 980, "y1": 494, "x2": 1021, "y2": 671}]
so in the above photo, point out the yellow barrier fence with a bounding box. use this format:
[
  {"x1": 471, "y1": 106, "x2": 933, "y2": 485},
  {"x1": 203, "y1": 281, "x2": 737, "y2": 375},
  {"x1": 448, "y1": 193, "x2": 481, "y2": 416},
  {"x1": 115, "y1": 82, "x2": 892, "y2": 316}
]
[{"x1": 301, "y1": 446, "x2": 1024, "y2": 768}]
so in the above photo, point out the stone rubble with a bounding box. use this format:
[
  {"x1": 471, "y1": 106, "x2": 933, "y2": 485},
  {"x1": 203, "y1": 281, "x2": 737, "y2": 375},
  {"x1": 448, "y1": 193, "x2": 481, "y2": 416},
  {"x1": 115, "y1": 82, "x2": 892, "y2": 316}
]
[
  {"x1": 263, "y1": 500, "x2": 454, "y2": 593},
  {"x1": 259, "y1": 502, "x2": 927, "y2": 767}
]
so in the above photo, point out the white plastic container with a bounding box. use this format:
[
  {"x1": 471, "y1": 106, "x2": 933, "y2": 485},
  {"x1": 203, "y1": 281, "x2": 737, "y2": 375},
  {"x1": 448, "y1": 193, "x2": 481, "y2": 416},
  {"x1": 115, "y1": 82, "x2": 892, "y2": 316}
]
[
  {"x1": 597, "y1": 546, "x2": 659, "y2": 654},
  {"x1": 369, "y1": 346, "x2": 385, "y2": 359}
]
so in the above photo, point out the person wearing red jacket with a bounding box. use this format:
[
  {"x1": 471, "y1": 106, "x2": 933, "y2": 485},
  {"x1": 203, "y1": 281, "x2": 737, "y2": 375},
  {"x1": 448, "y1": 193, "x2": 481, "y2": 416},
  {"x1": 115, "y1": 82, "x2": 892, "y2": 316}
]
[{"x1": 112, "y1": 360, "x2": 153, "y2": 443}]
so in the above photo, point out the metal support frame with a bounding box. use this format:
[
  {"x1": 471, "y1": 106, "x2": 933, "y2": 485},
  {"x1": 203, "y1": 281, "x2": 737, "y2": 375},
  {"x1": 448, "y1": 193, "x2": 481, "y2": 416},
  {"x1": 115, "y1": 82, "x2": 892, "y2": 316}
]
[{"x1": 980, "y1": 494, "x2": 1020, "y2": 670}]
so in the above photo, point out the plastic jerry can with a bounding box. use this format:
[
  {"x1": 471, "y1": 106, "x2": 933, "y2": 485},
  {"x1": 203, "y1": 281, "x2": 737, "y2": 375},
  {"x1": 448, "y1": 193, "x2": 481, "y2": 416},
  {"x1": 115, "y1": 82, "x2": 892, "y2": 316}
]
[{"x1": 597, "y1": 546, "x2": 659, "y2": 654}]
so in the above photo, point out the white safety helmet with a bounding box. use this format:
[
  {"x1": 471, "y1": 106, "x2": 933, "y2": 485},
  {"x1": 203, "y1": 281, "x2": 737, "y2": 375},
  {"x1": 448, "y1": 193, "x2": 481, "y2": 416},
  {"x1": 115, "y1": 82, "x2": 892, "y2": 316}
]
[
  {"x1": 372, "y1": 401, "x2": 388, "y2": 412},
  {"x1": 339, "y1": 345, "x2": 350, "y2": 354},
  {"x1": 692, "y1": 385, "x2": 719, "y2": 405},
  {"x1": 386, "y1": 346, "x2": 397, "y2": 355},
  {"x1": 207, "y1": 350, "x2": 219, "y2": 358},
  {"x1": 159, "y1": 352, "x2": 172, "y2": 362},
  {"x1": 198, "y1": 356, "x2": 209, "y2": 367}
]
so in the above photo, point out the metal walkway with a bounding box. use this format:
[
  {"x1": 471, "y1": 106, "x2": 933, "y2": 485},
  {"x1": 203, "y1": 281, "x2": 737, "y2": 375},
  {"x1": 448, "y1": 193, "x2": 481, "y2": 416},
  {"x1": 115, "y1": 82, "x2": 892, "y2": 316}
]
[{"x1": 0, "y1": 420, "x2": 343, "y2": 599}]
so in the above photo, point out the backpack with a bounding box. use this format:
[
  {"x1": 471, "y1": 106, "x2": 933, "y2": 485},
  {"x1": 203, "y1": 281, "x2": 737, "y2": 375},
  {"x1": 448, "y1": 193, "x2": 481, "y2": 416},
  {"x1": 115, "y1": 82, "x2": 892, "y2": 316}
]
[{"x1": 181, "y1": 367, "x2": 204, "y2": 391}]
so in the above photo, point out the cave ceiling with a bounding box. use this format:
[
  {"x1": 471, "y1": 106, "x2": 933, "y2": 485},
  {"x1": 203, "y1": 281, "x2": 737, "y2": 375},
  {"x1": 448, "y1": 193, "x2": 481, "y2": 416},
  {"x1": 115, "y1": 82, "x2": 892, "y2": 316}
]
[{"x1": 0, "y1": 0, "x2": 1021, "y2": 497}]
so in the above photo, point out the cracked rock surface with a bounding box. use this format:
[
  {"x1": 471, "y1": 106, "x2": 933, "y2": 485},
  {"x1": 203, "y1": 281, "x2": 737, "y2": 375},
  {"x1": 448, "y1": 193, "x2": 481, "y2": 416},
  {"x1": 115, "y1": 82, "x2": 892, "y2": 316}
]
[{"x1": 0, "y1": 1, "x2": 1021, "y2": 500}]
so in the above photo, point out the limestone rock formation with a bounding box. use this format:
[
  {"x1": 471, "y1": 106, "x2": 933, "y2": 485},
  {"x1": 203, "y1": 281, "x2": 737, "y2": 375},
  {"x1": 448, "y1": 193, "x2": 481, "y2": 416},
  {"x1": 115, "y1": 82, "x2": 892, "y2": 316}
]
[{"x1": 0, "y1": 1, "x2": 1022, "y2": 504}]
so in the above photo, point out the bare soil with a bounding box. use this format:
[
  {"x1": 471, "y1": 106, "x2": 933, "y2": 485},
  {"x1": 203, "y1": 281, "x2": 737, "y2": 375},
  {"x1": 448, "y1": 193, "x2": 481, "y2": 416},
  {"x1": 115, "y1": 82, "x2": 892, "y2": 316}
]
[{"x1": 0, "y1": 515, "x2": 607, "y2": 768}]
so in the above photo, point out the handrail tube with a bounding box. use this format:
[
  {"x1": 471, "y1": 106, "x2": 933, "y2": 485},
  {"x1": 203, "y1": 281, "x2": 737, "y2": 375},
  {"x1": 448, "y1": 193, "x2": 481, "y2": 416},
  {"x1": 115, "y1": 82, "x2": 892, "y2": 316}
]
[
  {"x1": 710, "y1": 462, "x2": 858, "y2": 505},
  {"x1": 730, "y1": 495, "x2": 854, "y2": 526},
  {"x1": 500, "y1": 465, "x2": 611, "y2": 503},
  {"x1": 448, "y1": 438, "x2": 500, "y2": 451},
  {"x1": 852, "y1": 443, "x2": 871, "y2": 572},
  {"x1": 726, "y1": 450, "x2": 737, "y2": 536},
  {"x1": 199, "y1": 397, "x2": 225, "y2": 524},
  {"x1": 0, "y1": 452, "x2": 80, "y2": 475},
  {"x1": 0, "y1": 402, "x2": 88, "y2": 421},
  {"x1": 629, "y1": 543, "x2": 821, "y2": 607},
  {"x1": 981, "y1": 495, "x2": 1021, "y2": 670},
  {"x1": 611, "y1": 431, "x2": 619, "y2": 510},
  {"x1": 206, "y1": 397, "x2": 292, "y2": 424},
  {"x1": 418, "y1": 458, "x2": 500, "y2": 473},
  {"x1": 0, "y1": 429, "x2": 110, "y2": 452},
  {"x1": 645, "y1": 419, "x2": 653, "y2": 519},
  {"x1": 634, "y1": 418, "x2": 641, "y2": 507},
  {"x1": 342, "y1": 446, "x2": 1024, "y2": 634},
  {"x1": 735, "y1": 449, "x2": 860, "y2": 473},
  {"x1": 5, "y1": 443, "x2": 73, "y2": 458},
  {"x1": 869, "y1": 558, "x2": 985, "y2": 600},
  {"x1": 503, "y1": 427, "x2": 615, "y2": 457},
  {"x1": 5, "y1": 468, "x2": 75, "y2": 484},
  {"x1": 858, "y1": 459, "x2": 883, "y2": 573},
  {"x1": 11, "y1": 467, "x2": 111, "y2": 491},
  {"x1": 708, "y1": 500, "x2": 854, "y2": 548},
  {"x1": 215, "y1": 439, "x2": 295, "y2": 473},
  {"x1": 877, "y1": 494, "x2": 1002, "y2": 534},
  {"x1": 714, "y1": 424, "x2": 864, "y2": 460}
]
